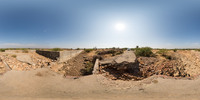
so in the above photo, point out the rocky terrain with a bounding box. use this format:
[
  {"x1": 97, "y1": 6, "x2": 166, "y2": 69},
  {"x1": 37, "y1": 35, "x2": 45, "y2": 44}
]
[
  {"x1": 1, "y1": 49, "x2": 200, "y2": 100},
  {"x1": 0, "y1": 50, "x2": 51, "y2": 74},
  {"x1": 1, "y1": 49, "x2": 200, "y2": 81},
  {"x1": 99, "y1": 50, "x2": 200, "y2": 80}
]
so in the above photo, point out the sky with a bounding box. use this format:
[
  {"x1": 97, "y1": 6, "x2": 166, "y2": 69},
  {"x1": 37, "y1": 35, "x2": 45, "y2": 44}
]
[{"x1": 0, "y1": 0, "x2": 200, "y2": 48}]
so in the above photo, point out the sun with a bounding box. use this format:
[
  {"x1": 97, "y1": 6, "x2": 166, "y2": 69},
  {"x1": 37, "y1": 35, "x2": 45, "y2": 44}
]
[{"x1": 115, "y1": 23, "x2": 126, "y2": 31}]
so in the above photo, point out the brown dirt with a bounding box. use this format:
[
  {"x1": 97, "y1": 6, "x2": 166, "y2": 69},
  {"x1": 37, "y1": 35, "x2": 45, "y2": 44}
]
[
  {"x1": 62, "y1": 52, "x2": 94, "y2": 76},
  {"x1": 1, "y1": 68, "x2": 200, "y2": 100}
]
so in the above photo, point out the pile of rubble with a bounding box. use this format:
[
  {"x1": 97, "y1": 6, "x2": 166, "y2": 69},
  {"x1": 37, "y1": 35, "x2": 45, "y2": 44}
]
[
  {"x1": 0, "y1": 51, "x2": 51, "y2": 72},
  {"x1": 137, "y1": 56, "x2": 188, "y2": 78}
]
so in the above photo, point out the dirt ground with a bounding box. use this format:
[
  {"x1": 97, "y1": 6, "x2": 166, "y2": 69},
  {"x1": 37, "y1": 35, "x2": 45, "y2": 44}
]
[
  {"x1": 0, "y1": 67, "x2": 200, "y2": 100},
  {"x1": 1, "y1": 49, "x2": 200, "y2": 100}
]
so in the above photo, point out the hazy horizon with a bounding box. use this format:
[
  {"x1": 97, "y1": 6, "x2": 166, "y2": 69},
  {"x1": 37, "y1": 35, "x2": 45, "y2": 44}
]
[{"x1": 0, "y1": 0, "x2": 200, "y2": 48}]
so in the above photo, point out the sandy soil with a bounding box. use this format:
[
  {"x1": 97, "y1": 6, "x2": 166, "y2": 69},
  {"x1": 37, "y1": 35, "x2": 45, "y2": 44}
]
[{"x1": 0, "y1": 68, "x2": 200, "y2": 100}]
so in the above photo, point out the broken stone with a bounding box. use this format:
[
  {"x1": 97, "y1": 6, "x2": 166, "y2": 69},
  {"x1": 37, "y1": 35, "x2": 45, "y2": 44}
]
[{"x1": 99, "y1": 51, "x2": 139, "y2": 80}]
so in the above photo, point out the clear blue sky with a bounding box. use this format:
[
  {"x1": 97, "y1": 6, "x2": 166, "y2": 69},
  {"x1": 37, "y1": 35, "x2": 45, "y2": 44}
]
[{"x1": 0, "y1": 0, "x2": 200, "y2": 48}]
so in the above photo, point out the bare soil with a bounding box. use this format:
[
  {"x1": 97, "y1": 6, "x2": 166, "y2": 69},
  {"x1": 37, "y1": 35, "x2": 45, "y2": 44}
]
[{"x1": 0, "y1": 68, "x2": 200, "y2": 100}]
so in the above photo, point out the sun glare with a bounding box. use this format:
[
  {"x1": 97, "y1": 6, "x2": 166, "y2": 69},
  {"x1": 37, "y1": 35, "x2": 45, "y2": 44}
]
[{"x1": 115, "y1": 23, "x2": 126, "y2": 31}]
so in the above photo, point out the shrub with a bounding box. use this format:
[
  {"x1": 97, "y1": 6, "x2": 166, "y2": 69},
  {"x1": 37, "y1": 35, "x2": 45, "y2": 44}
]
[
  {"x1": 84, "y1": 49, "x2": 93, "y2": 53},
  {"x1": 80, "y1": 62, "x2": 94, "y2": 75},
  {"x1": 122, "y1": 48, "x2": 128, "y2": 50},
  {"x1": 157, "y1": 49, "x2": 174, "y2": 60},
  {"x1": 157, "y1": 49, "x2": 168, "y2": 56},
  {"x1": 22, "y1": 50, "x2": 28, "y2": 53},
  {"x1": 135, "y1": 47, "x2": 153, "y2": 57},
  {"x1": 51, "y1": 48, "x2": 62, "y2": 51},
  {"x1": 131, "y1": 48, "x2": 135, "y2": 51},
  {"x1": 196, "y1": 49, "x2": 200, "y2": 52},
  {"x1": 11, "y1": 55, "x2": 17, "y2": 58},
  {"x1": 173, "y1": 49, "x2": 177, "y2": 52},
  {"x1": 0, "y1": 49, "x2": 6, "y2": 52}
]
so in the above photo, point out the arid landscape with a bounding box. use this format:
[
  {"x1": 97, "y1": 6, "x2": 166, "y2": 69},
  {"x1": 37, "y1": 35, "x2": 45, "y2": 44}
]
[
  {"x1": 1, "y1": 48, "x2": 200, "y2": 100},
  {"x1": 1, "y1": 0, "x2": 200, "y2": 99}
]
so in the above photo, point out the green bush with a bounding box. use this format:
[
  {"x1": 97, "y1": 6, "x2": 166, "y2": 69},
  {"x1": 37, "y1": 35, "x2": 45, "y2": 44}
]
[
  {"x1": 80, "y1": 62, "x2": 94, "y2": 75},
  {"x1": 0, "y1": 49, "x2": 6, "y2": 52},
  {"x1": 157, "y1": 49, "x2": 168, "y2": 56},
  {"x1": 135, "y1": 47, "x2": 153, "y2": 57},
  {"x1": 173, "y1": 49, "x2": 177, "y2": 52},
  {"x1": 84, "y1": 49, "x2": 93, "y2": 53},
  {"x1": 51, "y1": 48, "x2": 62, "y2": 51},
  {"x1": 157, "y1": 49, "x2": 175, "y2": 60},
  {"x1": 22, "y1": 50, "x2": 28, "y2": 53}
]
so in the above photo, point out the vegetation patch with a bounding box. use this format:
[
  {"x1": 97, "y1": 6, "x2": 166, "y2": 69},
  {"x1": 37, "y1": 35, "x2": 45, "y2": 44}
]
[
  {"x1": 135, "y1": 47, "x2": 154, "y2": 57},
  {"x1": 51, "y1": 48, "x2": 62, "y2": 51},
  {"x1": 173, "y1": 49, "x2": 177, "y2": 52},
  {"x1": 0, "y1": 49, "x2": 6, "y2": 52},
  {"x1": 84, "y1": 49, "x2": 93, "y2": 53},
  {"x1": 157, "y1": 49, "x2": 168, "y2": 56},
  {"x1": 80, "y1": 61, "x2": 94, "y2": 75},
  {"x1": 22, "y1": 50, "x2": 29, "y2": 53},
  {"x1": 11, "y1": 55, "x2": 17, "y2": 58},
  {"x1": 157, "y1": 49, "x2": 174, "y2": 60},
  {"x1": 97, "y1": 49, "x2": 124, "y2": 56}
]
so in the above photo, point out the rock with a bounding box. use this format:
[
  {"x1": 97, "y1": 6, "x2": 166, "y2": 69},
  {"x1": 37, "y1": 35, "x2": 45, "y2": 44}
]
[
  {"x1": 99, "y1": 51, "x2": 139, "y2": 80},
  {"x1": 115, "y1": 51, "x2": 136, "y2": 63},
  {"x1": 100, "y1": 51, "x2": 136, "y2": 65},
  {"x1": 16, "y1": 55, "x2": 34, "y2": 65},
  {"x1": 173, "y1": 71, "x2": 179, "y2": 77}
]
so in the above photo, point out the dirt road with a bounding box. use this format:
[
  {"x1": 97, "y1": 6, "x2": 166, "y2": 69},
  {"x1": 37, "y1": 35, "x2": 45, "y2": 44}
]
[{"x1": 0, "y1": 68, "x2": 200, "y2": 100}]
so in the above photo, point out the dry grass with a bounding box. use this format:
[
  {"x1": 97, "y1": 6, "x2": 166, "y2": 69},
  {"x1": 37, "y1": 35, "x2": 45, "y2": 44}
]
[
  {"x1": 11, "y1": 55, "x2": 17, "y2": 58},
  {"x1": 22, "y1": 50, "x2": 29, "y2": 53}
]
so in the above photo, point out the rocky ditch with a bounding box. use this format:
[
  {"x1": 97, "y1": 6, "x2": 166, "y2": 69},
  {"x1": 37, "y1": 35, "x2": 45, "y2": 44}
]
[{"x1": 99, "y1": 50, "x2": 196, "y2": 81}]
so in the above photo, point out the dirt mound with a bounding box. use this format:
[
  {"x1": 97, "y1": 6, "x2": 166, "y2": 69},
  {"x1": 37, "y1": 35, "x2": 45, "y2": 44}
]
[{"x1": 59, "y1": 52, "x2": 94, "y2": 76}]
